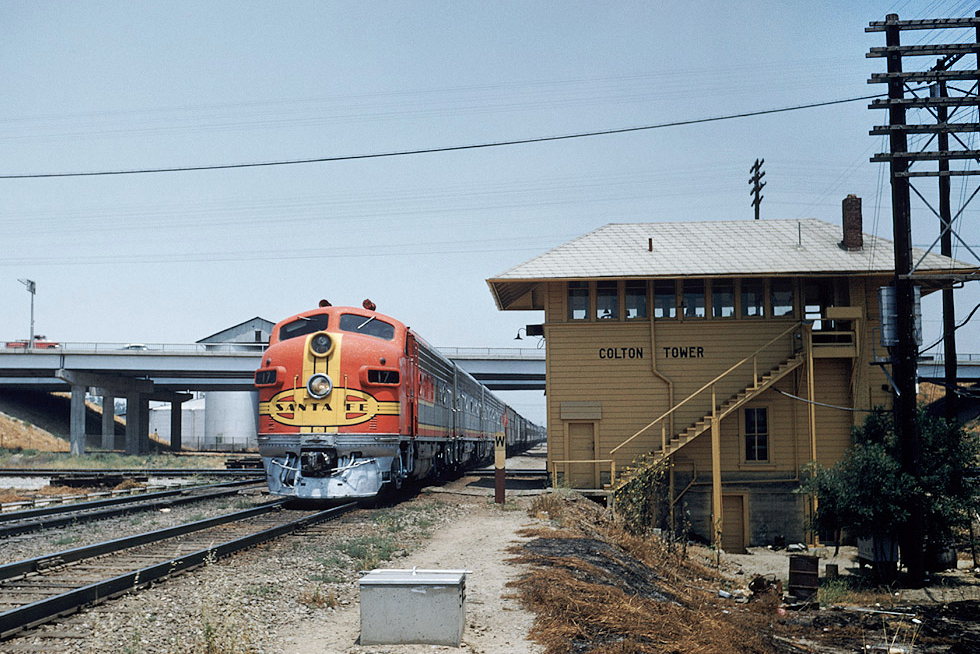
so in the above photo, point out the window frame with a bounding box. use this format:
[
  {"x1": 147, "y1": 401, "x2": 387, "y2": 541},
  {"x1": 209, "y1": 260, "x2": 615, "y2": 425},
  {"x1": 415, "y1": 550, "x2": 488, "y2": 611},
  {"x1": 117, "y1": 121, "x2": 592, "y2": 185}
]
[
  {"x1": 741, "y1": 405, "x2": 771, "y2": 464},
  {"x1": 653, "y1": 280, "x2": 678, "y2": 320},
  {"x1": 567, "y1": 281, "x2": 591, "y2": 321},
  {"x1": 624, "y1": 280, "x2": 649, "y2": 320},
  {"x1": 595, "y1": 280, "x2": 619, "y2": 321},
  {"x1": 710, "y1": 279, "x2": 736, "y2": 319},
  {"x1": 681, "y1": 279, "x2": 706, "y2": 320}
]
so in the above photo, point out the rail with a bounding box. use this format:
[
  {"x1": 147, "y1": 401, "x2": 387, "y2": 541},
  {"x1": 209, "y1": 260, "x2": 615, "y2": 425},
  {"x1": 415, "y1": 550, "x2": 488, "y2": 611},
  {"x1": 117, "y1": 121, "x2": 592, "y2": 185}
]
[
  {"x1": 0, "y1": 480, "x2": 262, "y2": 538},
  {"x1": 0, "y1": 500, "x2": 356, "y2": 639},
  {"x1": 608, "y1": 321, "x2": 803, "y2": 465}
]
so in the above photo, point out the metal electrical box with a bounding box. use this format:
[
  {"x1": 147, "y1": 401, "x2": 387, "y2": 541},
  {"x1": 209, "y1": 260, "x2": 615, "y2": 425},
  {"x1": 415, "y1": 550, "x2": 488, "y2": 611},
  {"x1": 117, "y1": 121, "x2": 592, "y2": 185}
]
[{"x1": 359, "y1": 568, "x2": 467, "y2": 646}]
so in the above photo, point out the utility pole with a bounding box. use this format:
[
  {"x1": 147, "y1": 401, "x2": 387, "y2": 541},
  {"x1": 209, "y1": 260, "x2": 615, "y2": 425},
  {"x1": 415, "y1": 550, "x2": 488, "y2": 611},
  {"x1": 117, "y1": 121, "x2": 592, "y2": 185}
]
[
  {"x1": 749, "y1": 158, "x2": 765, "y2": 220},
  {"x1": 933, "y1": 62, "x2": 958, "y2": 425},
  {"x1": 17, "y1": 279, "x2": 35, "y2": 346},
  {"x1": 868, "y1": 11, "x2": 980, "y2": 586}
]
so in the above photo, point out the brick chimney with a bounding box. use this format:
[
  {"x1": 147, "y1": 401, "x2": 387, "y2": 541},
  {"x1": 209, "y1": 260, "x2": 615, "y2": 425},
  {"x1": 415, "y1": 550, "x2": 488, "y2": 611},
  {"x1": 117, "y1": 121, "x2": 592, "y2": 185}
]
[{"x1": 840, "y1": 194, "x2": 863, "y2": 251}]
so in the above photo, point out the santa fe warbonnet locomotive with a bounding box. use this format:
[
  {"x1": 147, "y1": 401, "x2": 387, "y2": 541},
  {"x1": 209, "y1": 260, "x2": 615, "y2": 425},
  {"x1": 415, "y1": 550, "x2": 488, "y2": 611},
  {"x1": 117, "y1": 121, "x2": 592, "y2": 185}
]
[{"x1": 254, "y1": 300, "x2": 544, "y2": 500}]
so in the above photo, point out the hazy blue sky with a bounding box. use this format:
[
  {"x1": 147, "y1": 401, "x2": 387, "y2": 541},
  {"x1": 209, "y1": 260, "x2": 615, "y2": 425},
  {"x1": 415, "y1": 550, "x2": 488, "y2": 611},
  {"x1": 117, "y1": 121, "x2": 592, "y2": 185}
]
[{"x1": 2, "y1": 1, "x2": 978, "y2": 422}]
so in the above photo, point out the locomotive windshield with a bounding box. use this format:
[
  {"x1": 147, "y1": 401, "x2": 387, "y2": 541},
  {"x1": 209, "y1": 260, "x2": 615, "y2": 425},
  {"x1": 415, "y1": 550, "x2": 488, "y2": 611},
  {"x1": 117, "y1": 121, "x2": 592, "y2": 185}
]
[
  {"x1": 339, "y1": 313, "x2": 395, "y2": 340},
  {"x1": 278, "y1": 314, "x2": 330, "y2": 342}
]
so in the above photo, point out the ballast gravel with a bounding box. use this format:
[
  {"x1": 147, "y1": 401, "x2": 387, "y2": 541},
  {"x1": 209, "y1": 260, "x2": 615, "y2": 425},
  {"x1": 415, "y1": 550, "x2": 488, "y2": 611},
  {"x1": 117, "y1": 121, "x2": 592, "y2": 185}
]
[{"x1": 2, "y1": 481, "x2": 544, "y2": 654}]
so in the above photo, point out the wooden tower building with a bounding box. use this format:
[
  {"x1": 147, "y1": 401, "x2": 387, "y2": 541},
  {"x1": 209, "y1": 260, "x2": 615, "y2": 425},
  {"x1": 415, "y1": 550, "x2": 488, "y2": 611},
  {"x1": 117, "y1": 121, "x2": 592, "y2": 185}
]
[{"x1": 487, "y1": 197, "x2": 976, "y2": 551}]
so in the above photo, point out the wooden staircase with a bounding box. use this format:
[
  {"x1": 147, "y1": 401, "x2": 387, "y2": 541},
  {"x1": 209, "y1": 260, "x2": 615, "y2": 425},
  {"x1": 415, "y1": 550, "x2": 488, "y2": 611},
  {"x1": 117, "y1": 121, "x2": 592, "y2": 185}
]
[
  {"x1": 607, "y1": 322, "x2": 807, "y2": 492},
  {"x1": 653, "y1": 352, "x2": 805, "y2": 462}
]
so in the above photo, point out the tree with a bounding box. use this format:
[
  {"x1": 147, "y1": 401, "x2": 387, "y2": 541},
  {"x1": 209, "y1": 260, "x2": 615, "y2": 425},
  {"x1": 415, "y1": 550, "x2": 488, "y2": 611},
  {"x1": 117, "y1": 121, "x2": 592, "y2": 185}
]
[{"x1": 802, "y1": 408, "x2": 979, "y2": 582}]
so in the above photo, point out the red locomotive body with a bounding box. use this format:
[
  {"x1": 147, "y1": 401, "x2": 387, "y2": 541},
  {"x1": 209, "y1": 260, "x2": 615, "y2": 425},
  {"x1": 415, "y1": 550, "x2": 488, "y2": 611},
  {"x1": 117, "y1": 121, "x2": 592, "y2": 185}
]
[{"x1": 255, "y1": 300, "x2": 544, "y2": 500}]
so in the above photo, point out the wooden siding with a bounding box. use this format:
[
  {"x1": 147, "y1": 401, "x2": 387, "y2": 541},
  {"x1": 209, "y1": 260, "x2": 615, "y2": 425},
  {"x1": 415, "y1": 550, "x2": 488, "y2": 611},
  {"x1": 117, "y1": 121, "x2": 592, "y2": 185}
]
[{"x1": 542, "y1": 275, "x2": 895, "y2": 485}]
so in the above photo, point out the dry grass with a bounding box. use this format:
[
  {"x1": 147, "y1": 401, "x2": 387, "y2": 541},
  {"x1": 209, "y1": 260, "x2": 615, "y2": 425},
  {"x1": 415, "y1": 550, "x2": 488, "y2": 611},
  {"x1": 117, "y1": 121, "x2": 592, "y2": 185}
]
[
  {"x1": 37, "y1": 484, "x2": 88, "y2": 496},
  {"x1": 0, "y1": 410, "x2": 69, "y2": 452},
  {"x1": 297, "y1": 585, "x2": 338, "y2": 609},
  {"x1": 509, "y1": 494, "x2": 792, "y2": 654},
  {"x1": 114, "y1": 478, "x2": 146, "y2": 491}
]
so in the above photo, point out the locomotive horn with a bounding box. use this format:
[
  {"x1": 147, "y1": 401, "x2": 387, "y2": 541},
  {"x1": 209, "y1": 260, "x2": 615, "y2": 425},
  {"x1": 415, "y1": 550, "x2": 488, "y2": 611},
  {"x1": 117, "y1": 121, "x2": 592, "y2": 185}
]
[
  {"x1": 363, "y1": 299, "x2": 377, "y2": 311},
  {"x1": 319, "y1": 299, "x2": 332, "y2": 307}
]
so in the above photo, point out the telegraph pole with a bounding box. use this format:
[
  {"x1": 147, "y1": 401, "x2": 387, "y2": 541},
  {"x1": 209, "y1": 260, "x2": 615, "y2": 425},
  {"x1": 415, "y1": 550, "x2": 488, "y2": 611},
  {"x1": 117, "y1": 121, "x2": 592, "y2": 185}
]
[
  {"x1": 934, "y1": 61, "x2": 958, "y2": 424},
  {"x1": 749, "y1": 158, "x2": 766, "y2": 220},
  {"x1": 868, "y1": 11, "x2": 980, "y2": 586}
]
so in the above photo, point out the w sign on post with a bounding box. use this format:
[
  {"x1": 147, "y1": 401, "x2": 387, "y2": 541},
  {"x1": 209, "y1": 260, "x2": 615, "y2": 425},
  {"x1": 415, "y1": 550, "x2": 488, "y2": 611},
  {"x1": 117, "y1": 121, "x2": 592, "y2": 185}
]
[{"x1": 494, "y1": 433, "x2": 506, "y2": 504}]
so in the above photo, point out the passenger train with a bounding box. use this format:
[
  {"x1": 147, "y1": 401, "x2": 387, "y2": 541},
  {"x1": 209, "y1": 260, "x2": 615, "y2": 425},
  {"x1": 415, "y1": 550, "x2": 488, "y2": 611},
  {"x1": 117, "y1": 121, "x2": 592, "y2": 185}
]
[{"x1": 254, "y1": 300, "x2": 545, "y2": 500}]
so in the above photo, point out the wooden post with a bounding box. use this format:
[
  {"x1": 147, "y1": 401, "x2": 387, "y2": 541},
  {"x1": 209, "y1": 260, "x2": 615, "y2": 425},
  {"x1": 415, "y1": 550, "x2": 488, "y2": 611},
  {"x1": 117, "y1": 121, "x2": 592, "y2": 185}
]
[
  {"x1": 805, "y1": 322, "x2": 818, "y2": 545},
  {"x1": 494, "y1": 432, "x2": 506, "y2": 504},
  {"x1": 710, "y1": 384, "x2": 722, "y2": 558}
]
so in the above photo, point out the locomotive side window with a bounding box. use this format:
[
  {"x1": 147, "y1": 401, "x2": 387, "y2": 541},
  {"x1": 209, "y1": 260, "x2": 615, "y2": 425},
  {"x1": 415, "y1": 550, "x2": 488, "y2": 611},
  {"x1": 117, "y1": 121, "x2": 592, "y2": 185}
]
[
  {"x1": 339, "y1": 313, "x2": 395, "y2": 340},
  {"x1": 279, "y1": 314, "x2": 330, "y2": 341}
]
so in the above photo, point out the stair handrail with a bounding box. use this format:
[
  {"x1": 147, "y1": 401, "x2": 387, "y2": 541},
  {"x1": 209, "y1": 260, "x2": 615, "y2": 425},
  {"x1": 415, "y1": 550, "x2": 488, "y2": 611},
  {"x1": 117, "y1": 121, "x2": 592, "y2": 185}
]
[{"x1": 609, "y1": 322, "x2": 803, "y2": 456}]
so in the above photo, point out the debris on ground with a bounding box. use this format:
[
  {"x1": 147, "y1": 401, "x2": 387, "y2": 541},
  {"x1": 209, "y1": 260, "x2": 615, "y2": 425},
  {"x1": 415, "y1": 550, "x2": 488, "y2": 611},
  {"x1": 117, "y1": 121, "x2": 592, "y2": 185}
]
[{"x1": 508, "y1": 491, "x2": 980, "y2": 654}]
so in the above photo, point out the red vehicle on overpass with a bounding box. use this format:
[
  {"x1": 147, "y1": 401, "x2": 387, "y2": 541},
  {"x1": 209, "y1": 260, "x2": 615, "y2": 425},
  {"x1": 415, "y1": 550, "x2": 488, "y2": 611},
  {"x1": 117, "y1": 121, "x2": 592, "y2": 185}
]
[{"x1": 4, "y1": 335, "x2": 60, "y2": 349}]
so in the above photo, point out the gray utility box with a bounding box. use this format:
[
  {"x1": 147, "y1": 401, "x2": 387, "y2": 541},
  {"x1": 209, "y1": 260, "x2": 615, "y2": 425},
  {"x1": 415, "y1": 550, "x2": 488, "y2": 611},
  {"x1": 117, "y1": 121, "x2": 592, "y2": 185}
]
[{"x1": 359, "y1": 568, "x2": 467, "y2": 646}]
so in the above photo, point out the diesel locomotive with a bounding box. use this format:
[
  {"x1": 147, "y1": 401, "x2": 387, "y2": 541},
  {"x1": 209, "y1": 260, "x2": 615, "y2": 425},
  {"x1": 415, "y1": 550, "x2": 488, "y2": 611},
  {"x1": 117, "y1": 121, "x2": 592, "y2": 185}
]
[{"x1": 254, "y1": 300, "x2": 544, "y2": 500}]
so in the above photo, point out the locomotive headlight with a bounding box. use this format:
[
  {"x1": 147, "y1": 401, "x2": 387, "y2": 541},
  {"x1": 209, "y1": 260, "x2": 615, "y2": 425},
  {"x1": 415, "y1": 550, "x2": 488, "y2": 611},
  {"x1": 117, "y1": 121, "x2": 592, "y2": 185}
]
[
  {"x1": 307, "y1": 373, "x2": 333, "y2": 399},
  {"x1": 310, "y1": 332, "x2": 333, "y2": 357}
]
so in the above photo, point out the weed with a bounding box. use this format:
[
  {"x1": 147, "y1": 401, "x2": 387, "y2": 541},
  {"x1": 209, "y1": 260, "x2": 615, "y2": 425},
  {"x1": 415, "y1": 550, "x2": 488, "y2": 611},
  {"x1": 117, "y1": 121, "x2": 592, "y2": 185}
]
[
  {"x1": 318, "y1": 552, "x2": 348, "y2": 569},
  {"x1": 816, "y1": 574, "x2": 896, "y2": 607},
  {"x1": 55, "y1": 534, "x2": 79, "y2": 546},
  {"x1": 244, "y1": 584, "x2": 275, "y2": 597},
  {"x1": 528, "y1": 490, "x2": 569, "y2": 522},
  {"x1": 336, "y1": 534, "x2": 398, "y2": 570},
  {"x1": 298, "y1": 585, "x2": 337, "y2": 609},
  {"x1": 311, "y1": 570, "x2": 345, "y2": 583}
]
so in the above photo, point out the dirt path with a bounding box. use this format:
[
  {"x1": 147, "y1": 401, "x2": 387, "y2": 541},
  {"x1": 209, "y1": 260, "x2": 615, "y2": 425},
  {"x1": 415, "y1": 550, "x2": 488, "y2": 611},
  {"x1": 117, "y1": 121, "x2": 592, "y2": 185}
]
[{"x1": 280, "y1": 481, "x2": 546, "y2": 653}]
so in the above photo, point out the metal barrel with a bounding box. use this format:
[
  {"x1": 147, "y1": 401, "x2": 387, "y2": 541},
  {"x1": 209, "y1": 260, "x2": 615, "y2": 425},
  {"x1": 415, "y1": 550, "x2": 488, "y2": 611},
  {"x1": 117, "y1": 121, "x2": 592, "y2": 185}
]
[{"x1": 788, "y1": 554, "x2": 819, "y2": 599}]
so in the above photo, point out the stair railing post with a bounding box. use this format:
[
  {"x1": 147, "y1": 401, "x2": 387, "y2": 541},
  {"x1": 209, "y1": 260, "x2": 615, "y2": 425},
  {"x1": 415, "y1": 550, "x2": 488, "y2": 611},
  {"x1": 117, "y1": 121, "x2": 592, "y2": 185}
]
[
  {"x1": 753, "y1": 354, "x2": 758, "y2": 388},
  {"x1": 661, "y1": 421, "x2": 666, "y2": 454}
]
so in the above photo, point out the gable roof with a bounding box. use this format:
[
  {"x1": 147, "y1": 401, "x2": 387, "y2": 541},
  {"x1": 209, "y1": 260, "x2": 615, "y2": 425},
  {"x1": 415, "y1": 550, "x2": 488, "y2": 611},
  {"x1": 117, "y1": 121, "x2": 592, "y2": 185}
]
[
  {"x1": 197, "y1": 317, "x2": 275, "y2": 344},
  {"x1": 487, "y1": 219, "x2": 976, "y2": 310}
]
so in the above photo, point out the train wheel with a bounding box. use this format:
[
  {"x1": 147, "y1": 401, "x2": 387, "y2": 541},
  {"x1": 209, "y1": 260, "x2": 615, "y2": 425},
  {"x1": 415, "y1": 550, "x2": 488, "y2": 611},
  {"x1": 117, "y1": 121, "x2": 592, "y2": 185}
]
[{"x1": 389, "y1": 458, "x2": 403, "y2": 491}]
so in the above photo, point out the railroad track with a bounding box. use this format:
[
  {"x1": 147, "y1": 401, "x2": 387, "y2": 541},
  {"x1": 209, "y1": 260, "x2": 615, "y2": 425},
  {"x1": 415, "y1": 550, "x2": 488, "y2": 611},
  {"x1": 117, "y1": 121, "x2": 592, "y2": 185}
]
[
  {"x1": 0, "y1": 467, "x2": 263, "y2": 478},
  {"x1": 0, "y1": 479, "x2": 263, "y2": 539},
  {"x1": 0, "y1": 500, "x2": 356, "y2": 640}
]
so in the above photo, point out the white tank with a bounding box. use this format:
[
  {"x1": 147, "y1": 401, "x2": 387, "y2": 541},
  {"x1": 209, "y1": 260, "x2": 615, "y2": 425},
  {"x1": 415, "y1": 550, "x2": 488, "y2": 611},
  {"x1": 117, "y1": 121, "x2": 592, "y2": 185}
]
[{"x1": 204, "y1": 391, "x2": 259, "y2": 451}]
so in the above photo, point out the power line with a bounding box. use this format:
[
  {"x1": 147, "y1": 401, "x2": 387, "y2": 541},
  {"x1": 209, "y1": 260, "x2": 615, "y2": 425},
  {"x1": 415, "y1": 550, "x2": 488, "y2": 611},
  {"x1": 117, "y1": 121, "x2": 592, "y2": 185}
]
[{"x1": 0, "y1": 93, "x2": 886, "y2": 180}]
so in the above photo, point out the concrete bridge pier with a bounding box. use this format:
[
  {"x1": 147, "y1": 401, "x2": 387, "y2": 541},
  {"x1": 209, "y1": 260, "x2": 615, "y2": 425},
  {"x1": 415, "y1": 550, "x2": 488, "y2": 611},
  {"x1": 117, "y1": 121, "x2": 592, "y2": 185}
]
[
  {"x1": 100, "y1": 390, "x2": 115, "y2": 450},
  {"x1": 125, "y1": 393, "x2": 150, "y2": 455},
  {"x1": 58, "y1": 370, "x2": 155, "y2": 456},
  {"x1": 169, "y1": 395, "x2": 188, "y2": 451},
  {"x1": 69, "y1": 384, "x2": 86, "y2": 456}
]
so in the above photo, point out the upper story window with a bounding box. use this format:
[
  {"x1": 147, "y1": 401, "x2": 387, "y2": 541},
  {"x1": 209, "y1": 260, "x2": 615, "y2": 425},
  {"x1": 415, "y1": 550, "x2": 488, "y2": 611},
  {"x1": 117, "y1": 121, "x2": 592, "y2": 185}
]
[
  {"x1": 741, "y1": 280, "x2": 764, "y2": 318},
  {"x1": 625, "y1": 281, "x2": 647, "y2": 319},
  {"x1": 712, "y1": 280, "x2": 735, "y2": 318},
  {"x1": 596, "y1": 281, "x2": 618, "y2": 320},
  {"x1": 567, "y1": 282, "x2": 589, "y2": 320},
  {"x1": 682, "y1": 280, "x2": 705, "y2": 318},
  {"x1": 654, "y1": 281, "x2": 676, "y2": 319},
  {"x1": 771, "y1": 279, "x2": 795, "y2": 317}
]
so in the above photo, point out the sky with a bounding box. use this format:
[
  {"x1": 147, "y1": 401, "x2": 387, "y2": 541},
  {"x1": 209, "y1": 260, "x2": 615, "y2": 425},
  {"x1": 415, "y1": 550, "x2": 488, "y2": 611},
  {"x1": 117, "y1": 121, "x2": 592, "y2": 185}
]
[{"x1": 1, "y1": 1, "x2": 978, "y2": 424}]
